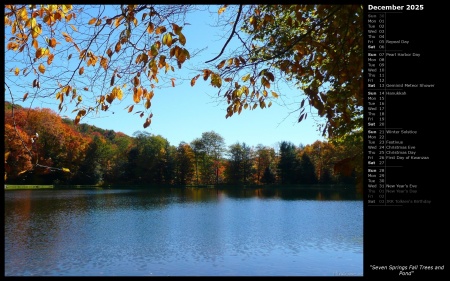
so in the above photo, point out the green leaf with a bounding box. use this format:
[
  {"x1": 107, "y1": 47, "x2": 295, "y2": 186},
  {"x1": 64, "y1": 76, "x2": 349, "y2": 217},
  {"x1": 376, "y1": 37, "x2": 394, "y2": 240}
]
[{"x1": 150, "y1": 45, "x2": 159, "y2": 57}]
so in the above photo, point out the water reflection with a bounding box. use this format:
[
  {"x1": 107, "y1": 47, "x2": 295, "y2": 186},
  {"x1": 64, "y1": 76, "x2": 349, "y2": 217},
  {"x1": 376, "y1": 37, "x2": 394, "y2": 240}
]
[{"x1": 5, "y1": 187, "x2": 363, "y2": 276}]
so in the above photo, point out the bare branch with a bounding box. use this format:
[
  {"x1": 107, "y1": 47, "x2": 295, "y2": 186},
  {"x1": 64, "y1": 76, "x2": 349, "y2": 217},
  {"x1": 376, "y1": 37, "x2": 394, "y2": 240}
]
[{"x1": 205, "y1": 5, "x2": 243, "y2": 64}]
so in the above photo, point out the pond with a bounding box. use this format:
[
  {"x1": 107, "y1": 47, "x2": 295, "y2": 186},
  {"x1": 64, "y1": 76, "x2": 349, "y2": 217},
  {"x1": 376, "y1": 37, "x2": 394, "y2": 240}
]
[{"x1": 4, "y1": 187, "x2": 363, "y2": 276}]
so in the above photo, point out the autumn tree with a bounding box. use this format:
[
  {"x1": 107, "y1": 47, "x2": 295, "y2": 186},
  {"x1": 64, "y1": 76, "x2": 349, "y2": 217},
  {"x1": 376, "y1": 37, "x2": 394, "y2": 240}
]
[
  {"x1": 4, "y1": 103, "x2": 91, "y2": 183},
  {"x1": 190, "y1": 138, "x2": 204, "y2": 185},
  {"x1": 5, "y1": 5, "x2": 199, "y2": 130},
  {"x1": 254, "y1": 144, "x2": 276, "y2": 184},
  {"x1": 73, "y1": 135, "x2": 105, "y2": 185},
  {"x1": 4, "y1": 123, "x2": 33, "y2": 182},
  {"x1": 210, "y1": 4, "x2": 363, "y2": 187},
  {"x1": 207, "y1": 5, "x2": 363, "y2": 138},
  {"x1": 175, "y1": 142, "x2": 195, "y2": 185},
  {"x1": 226, "y1": 143, "x2": 243, "y2": 184},
  {"x1": 103, "y1": 131, "x2": 133, "y2": 184},
  {"x1": 226, "y1": 142, "x2": 254, "y2": 185},
  {"x1": 5, "y1": 4, "x2": 362, "y2": 136},
  {"x1": 191, "y1": 131, "x2": 226, "y2": 185},
  {"x1": 5, "y1": 4, "x2": 363, "y2": 183},
  {"x1": 302, "y1": 140, "x2": 337, "y2": 184},
  {"x1": 130, "y1": 131, "x2": 174, "y2": 184}
]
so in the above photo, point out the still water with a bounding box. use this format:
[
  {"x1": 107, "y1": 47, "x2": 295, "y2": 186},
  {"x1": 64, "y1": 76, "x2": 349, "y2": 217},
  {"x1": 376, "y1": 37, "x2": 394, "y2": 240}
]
[{"x1": 4, "y1": 187, "x2": 363, "y2": 276}]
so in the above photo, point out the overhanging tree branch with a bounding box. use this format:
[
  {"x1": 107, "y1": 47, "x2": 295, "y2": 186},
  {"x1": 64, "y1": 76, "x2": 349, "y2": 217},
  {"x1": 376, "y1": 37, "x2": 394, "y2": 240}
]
[{"x1": 205, "y1": 4, "x2": 243, "y2": 64}]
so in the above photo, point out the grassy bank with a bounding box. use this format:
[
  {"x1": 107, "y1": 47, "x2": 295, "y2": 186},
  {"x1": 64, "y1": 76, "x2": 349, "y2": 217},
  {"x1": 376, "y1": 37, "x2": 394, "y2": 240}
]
[
  {"x1": 4, "y1": 185, "x2": 54, "y2": 190},
  {"x1": 4, "y1": 185, "x2": 102, "y2": 190}
]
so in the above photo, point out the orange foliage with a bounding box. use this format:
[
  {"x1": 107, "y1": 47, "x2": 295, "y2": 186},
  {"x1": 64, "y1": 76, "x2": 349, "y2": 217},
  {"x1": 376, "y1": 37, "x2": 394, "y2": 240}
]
[
  {"x1": 4, "y1": 105, "x2": 91, "y2": 181},
  {"x1": 4, "y1": 123, "x2": 33, "y2": 180}
]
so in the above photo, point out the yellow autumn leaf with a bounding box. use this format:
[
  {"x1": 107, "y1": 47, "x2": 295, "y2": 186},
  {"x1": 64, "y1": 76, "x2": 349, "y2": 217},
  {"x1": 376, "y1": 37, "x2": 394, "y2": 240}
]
[
  {"x1": 133, "y1": 87, "x2": 142, "y2": 103},
  {"x1": 271, "y1": 91, "x2": 279, "y2": 98},
  {"x1": 88, "y1": 18, "x2": 97, "y2": 25},
  {"x1": 116, "y1": 87, "x2": 123, "y2": 100},
  {"x1": 100, "y1": 57, "x2": 108, "y2": 70},
  {"x1": 38, "y1": 64, "x2": 45, "y2": 74},
  {"x1": 18, "y1": 7, "x2": 28, "y2": 21},
  {"x1": 62, "y1": 5, "x2": 71, "y2": 13},
  {"x1": 38, "y1": 48, "x2": 50, "y2": 59},
  {"x1": 162, "y1": 33, "x2": 173, "y2": 47},
  {"x1": 242, "y1": 73, "x2": 251, "y2": 82},
  {"x1": 115, "y1": 42, "x2": 121, "y2": 52},
  {"x1": 31, "y1": 25, "x2": 41, "y2": 38},
  {"x1": 62, "y1": 168, "x2": 70, "y2": 173},
  {"x1": 112, "y1": 16, "x2": 119, "y2": 27},
  {"x1": 14, "y1": 67, "x2": 19, "y2": 76},
  {"x1": 79, "y1": 67, "x2": 84, "y2": 75},
  {"x1": 218, "y1": 5, "x2": 227, "y2": 14}
]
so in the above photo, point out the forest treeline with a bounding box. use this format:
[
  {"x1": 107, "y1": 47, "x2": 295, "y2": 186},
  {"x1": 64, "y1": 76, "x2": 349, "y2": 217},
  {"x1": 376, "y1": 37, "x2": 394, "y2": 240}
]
[{"x1": 4, "y1": 102, "x2": 358, "y2": 186}]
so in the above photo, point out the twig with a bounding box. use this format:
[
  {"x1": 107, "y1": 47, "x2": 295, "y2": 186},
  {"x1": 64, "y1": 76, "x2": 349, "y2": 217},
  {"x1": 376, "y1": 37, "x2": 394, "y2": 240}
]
[{"x1": 205, "y1": 5, "x2": 243, "y2": 63}]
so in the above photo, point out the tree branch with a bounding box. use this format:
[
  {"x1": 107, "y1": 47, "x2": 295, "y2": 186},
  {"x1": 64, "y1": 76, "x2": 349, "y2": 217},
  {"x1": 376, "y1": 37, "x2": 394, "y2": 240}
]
[{"x1": 205, "y1": 5, "x2": 243, "y2": 64}]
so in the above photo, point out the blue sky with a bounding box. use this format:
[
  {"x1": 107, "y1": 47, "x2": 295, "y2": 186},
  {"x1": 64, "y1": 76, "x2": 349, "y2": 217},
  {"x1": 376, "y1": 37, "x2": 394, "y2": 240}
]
[{"x1": 4, "y1": 5, "x2": 326, "y2": 148}]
